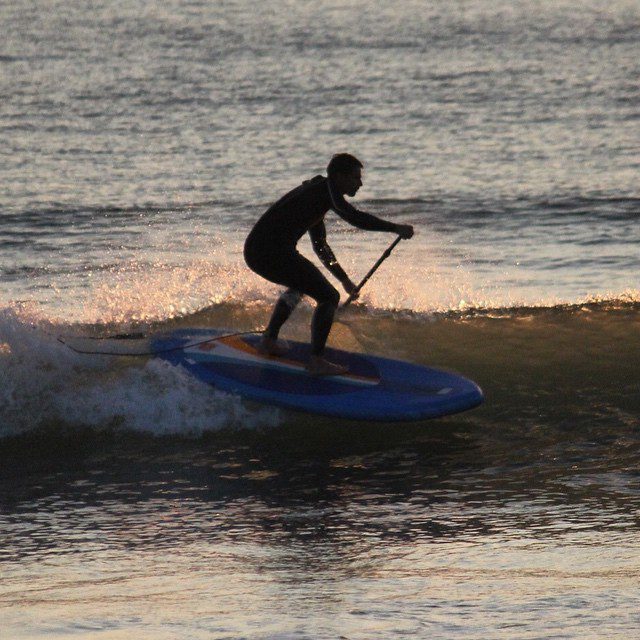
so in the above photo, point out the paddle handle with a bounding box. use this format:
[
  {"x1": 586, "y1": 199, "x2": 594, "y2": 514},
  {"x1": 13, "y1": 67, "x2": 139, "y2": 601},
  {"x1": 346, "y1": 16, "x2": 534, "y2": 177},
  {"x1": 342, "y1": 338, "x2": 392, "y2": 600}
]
[{"x1": 341, "y1": 235, "x2": 402, "y2": 309}]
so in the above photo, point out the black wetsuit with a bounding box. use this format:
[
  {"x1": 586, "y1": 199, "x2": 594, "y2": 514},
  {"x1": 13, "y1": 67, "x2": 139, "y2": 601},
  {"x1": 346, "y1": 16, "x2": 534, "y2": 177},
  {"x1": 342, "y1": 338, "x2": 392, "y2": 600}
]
[
  {"x1": 245, "y1": 175, "x2": 396, "y2": 299},
  {"x1": 244, "y1": 174, "x2": 397, "y2": 354}
]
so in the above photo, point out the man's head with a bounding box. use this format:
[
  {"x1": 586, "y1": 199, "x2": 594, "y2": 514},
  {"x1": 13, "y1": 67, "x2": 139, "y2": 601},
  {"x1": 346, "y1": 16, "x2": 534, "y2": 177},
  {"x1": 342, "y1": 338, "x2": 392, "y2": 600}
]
[{"x1": 327, "y1": 153, "x2": 363, "y2": 197}]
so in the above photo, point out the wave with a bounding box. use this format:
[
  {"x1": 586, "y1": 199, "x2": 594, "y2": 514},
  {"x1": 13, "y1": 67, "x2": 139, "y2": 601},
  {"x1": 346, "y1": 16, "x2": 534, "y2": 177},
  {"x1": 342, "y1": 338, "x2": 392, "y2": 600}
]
[
  {"x1": 4, "y1": 193, "x2": 637, "y2": 224},
  {"x1": 364, "y1": 194, "x2": 640, "y2": 217},
  {"x1": 1, "y1": 297, "x2": 638, "y2": 441}
]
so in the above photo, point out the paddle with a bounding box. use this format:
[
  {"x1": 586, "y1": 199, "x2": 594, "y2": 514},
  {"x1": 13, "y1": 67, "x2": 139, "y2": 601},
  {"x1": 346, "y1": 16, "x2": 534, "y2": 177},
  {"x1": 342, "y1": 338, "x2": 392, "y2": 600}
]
[
  {"x1": 341, "y1": 235, "x2": 403, "y2": 309},
  {"x1": 329, "y1": 235, "x2": 403, "y2": 352}
]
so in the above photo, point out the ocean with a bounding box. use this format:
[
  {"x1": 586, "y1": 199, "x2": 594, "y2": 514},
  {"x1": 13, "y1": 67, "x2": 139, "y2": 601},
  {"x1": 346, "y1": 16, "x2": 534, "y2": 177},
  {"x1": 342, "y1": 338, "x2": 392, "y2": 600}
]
[{"x1": 1, "y1": 0, "x2": 639, "y2": 637}]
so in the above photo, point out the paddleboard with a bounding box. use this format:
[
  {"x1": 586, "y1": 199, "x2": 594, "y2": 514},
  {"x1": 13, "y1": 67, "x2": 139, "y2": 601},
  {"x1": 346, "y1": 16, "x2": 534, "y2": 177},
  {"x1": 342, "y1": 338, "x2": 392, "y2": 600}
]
[{"x1": 152, "y1": 328, "x2": 484, "y2": 421}]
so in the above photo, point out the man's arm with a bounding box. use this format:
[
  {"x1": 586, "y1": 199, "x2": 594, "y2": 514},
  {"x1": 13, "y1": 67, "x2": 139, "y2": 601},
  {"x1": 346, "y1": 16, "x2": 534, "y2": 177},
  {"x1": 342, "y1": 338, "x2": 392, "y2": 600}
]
[
  {"x1": 327, "y1": 180, "x2": 413, "y2": 236},
  {"x1": 309, "y1": 222, "x2": 358, "y2": 294}
]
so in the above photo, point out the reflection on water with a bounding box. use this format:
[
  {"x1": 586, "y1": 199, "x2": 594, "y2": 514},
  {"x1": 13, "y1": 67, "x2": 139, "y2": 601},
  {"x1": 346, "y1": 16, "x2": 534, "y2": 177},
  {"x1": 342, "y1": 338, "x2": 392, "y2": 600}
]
[{"x1": 1, "y1": 423, "x2": 639, "y2": 638}]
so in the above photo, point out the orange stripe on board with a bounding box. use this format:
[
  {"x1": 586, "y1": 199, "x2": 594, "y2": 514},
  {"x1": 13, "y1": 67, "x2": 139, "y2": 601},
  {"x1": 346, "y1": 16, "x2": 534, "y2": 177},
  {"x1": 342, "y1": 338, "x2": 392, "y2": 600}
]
[{"x1": 218, "y1": 335, "x2": 379, "y2": 385}]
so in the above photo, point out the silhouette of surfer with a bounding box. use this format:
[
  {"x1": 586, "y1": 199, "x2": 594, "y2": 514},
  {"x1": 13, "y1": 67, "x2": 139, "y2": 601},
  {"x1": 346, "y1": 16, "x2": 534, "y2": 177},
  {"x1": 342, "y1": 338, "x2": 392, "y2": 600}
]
[{"x1": 244, "y1": 153, "x2": 413, "y2": 375}]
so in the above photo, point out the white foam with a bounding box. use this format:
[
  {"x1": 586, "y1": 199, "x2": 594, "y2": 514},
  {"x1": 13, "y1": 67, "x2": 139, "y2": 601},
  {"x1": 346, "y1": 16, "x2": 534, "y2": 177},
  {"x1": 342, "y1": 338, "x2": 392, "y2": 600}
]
[
  {"x1": 0, "y1": 307, "x2": 280, "y2": 438},
  {"x1": 55, "y1": 357, "x2": 281, "y2": 436}
]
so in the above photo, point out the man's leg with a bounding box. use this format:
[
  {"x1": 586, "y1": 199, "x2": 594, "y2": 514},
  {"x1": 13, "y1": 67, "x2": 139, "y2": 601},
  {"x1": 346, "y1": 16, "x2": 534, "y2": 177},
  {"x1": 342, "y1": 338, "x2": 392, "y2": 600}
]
[
  {"x1": 264, "y1": 272, "x2": 345, "y2": 374},
  {"x1": 307, "y1": 285, "x2": 347, "y2": 376},
  {"x1": 310, "y1": 292, "x2": 339, "y2": 356},
  {"x1": 260, "y1": 289, "x2": 302, "y2": 354},
  {"x1": 274, "y1": 257, "x2": 346, "y2": 375}
]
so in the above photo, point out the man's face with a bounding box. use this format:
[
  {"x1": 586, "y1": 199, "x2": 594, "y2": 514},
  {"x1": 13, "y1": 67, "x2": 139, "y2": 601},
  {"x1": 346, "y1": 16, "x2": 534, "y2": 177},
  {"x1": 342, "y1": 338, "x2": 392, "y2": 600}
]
[{"x1": 337, "y1": 167, "x2": 363, "y2": 197}]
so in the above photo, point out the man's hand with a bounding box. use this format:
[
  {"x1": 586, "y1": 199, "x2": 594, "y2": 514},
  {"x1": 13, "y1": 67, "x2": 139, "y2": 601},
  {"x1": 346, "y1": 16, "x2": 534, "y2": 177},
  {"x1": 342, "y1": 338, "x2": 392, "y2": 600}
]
[{"x1": 395, "y1": 224, "x2": 414, "y2": 239}]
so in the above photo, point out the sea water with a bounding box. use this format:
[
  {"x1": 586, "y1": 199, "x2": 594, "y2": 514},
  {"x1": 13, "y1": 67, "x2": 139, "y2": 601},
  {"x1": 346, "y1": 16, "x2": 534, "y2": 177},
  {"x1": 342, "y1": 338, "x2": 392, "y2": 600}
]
[{"x1": 1, "y1": 0, "x2": 639, "y2": 638}]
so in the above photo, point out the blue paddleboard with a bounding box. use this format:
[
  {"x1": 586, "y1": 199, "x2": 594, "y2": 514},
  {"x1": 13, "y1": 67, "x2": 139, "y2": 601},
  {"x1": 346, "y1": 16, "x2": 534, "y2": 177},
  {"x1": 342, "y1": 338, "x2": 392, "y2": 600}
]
[{"x1": 152, "y1": 328, "x2": 483, "y2": 421}]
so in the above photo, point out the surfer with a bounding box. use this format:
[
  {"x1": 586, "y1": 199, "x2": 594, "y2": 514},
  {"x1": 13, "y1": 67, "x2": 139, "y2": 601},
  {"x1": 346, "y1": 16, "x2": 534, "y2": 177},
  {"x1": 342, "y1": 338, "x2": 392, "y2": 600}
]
[{"x1": 244, "y1": 153, "x2": 414, "y2": 376}]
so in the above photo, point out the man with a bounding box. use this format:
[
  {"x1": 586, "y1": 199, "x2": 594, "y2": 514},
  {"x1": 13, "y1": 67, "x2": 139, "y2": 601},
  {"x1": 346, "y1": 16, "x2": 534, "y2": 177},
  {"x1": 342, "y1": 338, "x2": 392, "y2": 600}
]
[{"x1": 244, "y1": 153, "x2": 414, "y2": 375}]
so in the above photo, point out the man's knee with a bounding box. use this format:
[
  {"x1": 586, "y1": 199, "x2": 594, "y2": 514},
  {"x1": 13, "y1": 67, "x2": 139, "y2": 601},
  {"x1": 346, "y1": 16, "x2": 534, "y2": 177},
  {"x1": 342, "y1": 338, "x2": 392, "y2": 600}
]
[{"x1": 319, "y1": 286, "x2": 340, "y2": 308}]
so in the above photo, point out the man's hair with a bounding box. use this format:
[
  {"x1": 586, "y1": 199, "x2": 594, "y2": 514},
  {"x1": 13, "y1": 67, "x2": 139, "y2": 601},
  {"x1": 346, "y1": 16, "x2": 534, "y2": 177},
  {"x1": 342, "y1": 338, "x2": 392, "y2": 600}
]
[{"x1": 327, "y1": 153, "x2": 363, "y2": 177}]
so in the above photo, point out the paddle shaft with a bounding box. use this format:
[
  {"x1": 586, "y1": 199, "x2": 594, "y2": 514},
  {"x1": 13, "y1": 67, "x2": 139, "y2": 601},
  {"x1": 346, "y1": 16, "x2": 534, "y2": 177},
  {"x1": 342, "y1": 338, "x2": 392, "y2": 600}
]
[{"x1": 341, "y1": 235, "x2": 402, "y2": 309}]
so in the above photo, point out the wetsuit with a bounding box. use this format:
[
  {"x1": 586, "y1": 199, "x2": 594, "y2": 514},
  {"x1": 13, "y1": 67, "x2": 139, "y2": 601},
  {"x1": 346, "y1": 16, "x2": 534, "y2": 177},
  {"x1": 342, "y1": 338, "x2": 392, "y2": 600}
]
[{"x1": 244, "y1": 174, "x2": 397, "y2": 354}]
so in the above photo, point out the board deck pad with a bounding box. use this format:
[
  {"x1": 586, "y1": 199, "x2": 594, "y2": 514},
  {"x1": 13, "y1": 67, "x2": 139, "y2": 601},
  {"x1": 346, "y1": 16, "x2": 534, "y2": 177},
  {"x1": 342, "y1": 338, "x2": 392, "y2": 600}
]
[{"x1": 152, "y1": 328, "x2": 484, "y2": 421}]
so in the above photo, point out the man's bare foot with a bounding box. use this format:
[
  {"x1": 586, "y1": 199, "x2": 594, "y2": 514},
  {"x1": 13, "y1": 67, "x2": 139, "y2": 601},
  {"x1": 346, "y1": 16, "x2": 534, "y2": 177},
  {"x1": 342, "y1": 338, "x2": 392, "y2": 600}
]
[
  {"x1": 306, "y1": 355, "x2": 348, "y2": 376},
  {"x1": 257, "y1": 335, "x2": 289, "y2": 357}
]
